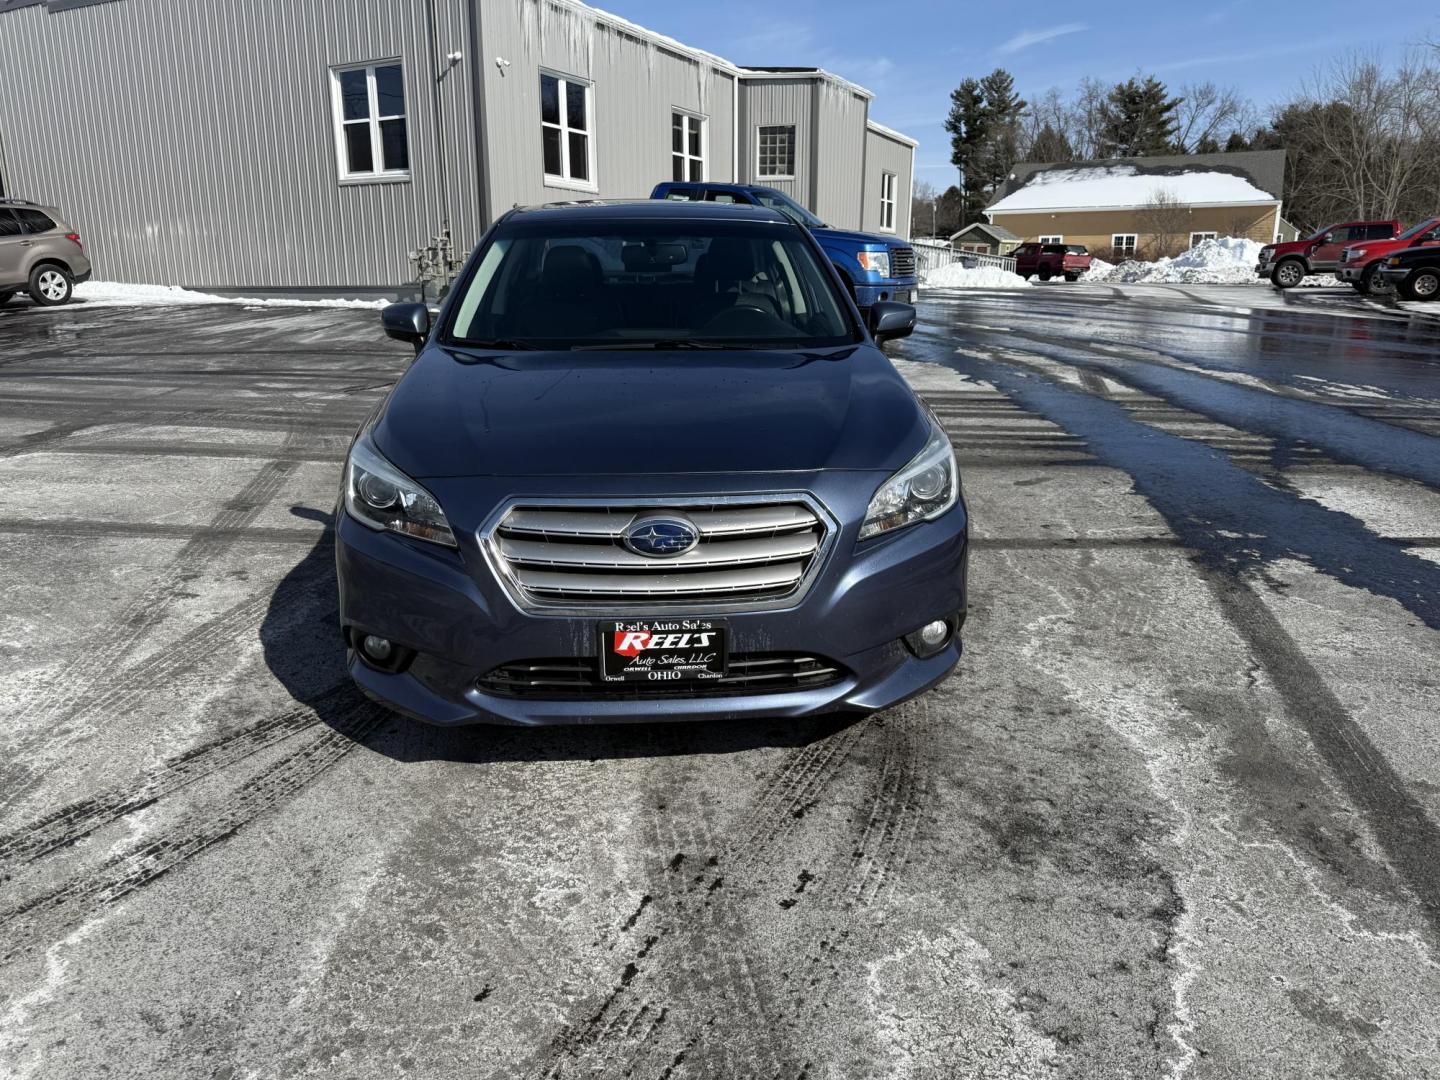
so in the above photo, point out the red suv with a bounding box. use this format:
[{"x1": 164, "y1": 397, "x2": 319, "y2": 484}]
[
  {"x1": 1256, "y1": 220, "x2": 1400, "y2": 289},
  {"x1": 1336, "y1": 217, "x2": 1440, "y2": 295},
  {"x1": 1013, "y1": 243, "x2": 1092, "y2": 282}
]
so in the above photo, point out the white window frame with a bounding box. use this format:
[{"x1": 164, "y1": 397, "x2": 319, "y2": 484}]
[
  {"x1": 1039, "y1": 235, "x2": 1064, "y2": 244},
  {"x1": 329, "y1": 60, "x2": 410, "y2": 183},
  {"x1": 755, "y1": 125, "x2": 796, "y2": 181},
  {"x1": 672, "y1": 110, "x2": 706, "y2": 183},
  {"x1": 1112, "y1": 234, "x2": 1138, "y2": 257},
  {"x1": 1189, "y1": 231, "x2": 1217, "y2": 247},
  {"x1": 878, "y1": 171, "x2": 896, "y2": 232},
  {"x1": 540, "y1": 69, "x2": 597, "y2": 193}
]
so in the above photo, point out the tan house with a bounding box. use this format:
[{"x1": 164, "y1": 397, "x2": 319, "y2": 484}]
[
  {"x1": 985, "y1": 150, "x2": 1286, "y2": 260},
  {"x1": 948, "y1": 221, "x2": 1020, "y2": 255}
]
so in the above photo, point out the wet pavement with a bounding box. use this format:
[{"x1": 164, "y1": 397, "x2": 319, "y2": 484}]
[{"x1": 1, "y1": 283, "x2": 1438, "y2": 1079}]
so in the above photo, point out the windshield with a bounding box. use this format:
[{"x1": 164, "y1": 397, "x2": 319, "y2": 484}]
[
  {"x1": 444, "y1": 220, "x2": 859, "y2": 350},
  {"x1": 751, "y1": 189, "x2": 827, "y2": 229},
  {"x1": 1397, "y1": 219, "x2": 1437, "y2": 240}
]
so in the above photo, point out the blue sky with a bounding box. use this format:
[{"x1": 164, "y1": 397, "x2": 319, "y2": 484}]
[{"x1": 603, "y1": 0, "x2": 1440, "y2": 188}]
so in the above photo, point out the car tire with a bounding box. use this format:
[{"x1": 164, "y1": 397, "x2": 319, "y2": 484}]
[
  {"x1": 1270, "y1": 259, "x2": 1305, "y2": 289},
  {"x1": 1037, "y1": 266, "x2": 1053, "y2": 282},
  {"x1": 1360, "y1": 263, "x2": 1394, "y2": 297},
  {"x1": 1019, "y1": 273, "x2": 1031, "y2": 281},
  {"x1": 1402, "y1": 269, "x2": 1440, "y2": 301},
  {"x1": 28, "y1": 264, "x2": 74, "y2": 306}
]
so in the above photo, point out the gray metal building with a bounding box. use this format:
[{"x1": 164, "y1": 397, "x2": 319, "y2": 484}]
[{"x1": 0, "y1": 0, "x2": 916, "y2": 295}]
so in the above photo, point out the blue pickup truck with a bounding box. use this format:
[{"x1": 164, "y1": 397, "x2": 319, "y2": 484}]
[{"x1": 651, "y1": 181, "x2": 918, "y2": 310}]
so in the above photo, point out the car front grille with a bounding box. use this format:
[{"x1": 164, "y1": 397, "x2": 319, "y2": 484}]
[
  {"x1": 481, "y1": 499, "x2": 833, "y2": 613},
  {"x1": 890, "y1": 247, "x2": 916, "y2": 278},
  {"x1": 477, "y1": 653, "x2": 845, "y2": 698}
]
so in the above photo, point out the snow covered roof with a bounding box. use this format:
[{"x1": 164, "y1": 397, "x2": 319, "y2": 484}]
[
  {"x1": 866, "y1": 119, "x2": 918, "y2": 148},
  {"x1": 556, "y1": 0, "x2": 744, "y2": 75},
  {"x1": 740, "y1": 67, "x2": 874, "y2": 101},
  {"x1": 950, "y1": 221, "x2": 1019, "y2": 242},
  {"x1": 988, "y1": 163, "x2": 1278, "y2": 214}
]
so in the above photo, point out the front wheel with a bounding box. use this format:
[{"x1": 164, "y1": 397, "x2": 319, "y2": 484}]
[
  {"x1": 1270, "y1": 259, "x2": 1305, "y2": 289},
  {"x1": 1360, "y1": 263, "x2": 1394, "y2": 297},
  {"x1": 1037, "y1": 266, "x2": 1053, "y2": 282},
  {"x1": 1401, "y1": 270, "x2": 1440, "y2": 301},
  {"x1": 28, "y1": 265, "x2": 73, "y2": 306}
]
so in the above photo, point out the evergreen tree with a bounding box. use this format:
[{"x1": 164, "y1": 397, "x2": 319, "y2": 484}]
[
  {"x1": 1097, "y1": 76, "x2": 1183, "y2": 157},
  {"x1": 943, "y1": 78, "x2": 989, "y2": 225},
  {"x1": 977, "y1": 69, "x2": 1027, "y2": 195},
  {"x1": 1193, "y1": 135, "x2": 1222, "y2": 154},
  {"x1": 1029, "y1": 123, "x2": 1075, "y2": 163},
  {"x1": 1224, "y1": 130, "x2": 1250, "y2": 152}
]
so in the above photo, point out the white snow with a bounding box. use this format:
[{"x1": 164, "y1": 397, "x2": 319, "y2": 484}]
[
  {"x1": 1085, "y1": 237, "x2": 1264, "y2": 285},
  {"x1": 988, "y1": 164, "x2": 1275, "y2": 213},
  {"x1": 921, "y1": 263, "x2": 1032, "y2": 290},
  {"x1": 68, "y1": 281, "x2": 389, "y2": 310}
]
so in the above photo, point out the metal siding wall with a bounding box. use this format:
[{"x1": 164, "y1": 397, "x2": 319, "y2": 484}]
[
  {"x1": 862, "y1": 129, "x2": 914, "y2": 237},
  {"x1": 734, "y1": 79, "x2": 812, "y2": 207},
  {"x1": 476, "y1": 0, "x2": 735, "y2": 218},
  {"x1": 0, "y1": 0, "x2": 479, "y2": 289},
  {"x1": 812, "y1": 86, "x2": 866, "y2": 231}
]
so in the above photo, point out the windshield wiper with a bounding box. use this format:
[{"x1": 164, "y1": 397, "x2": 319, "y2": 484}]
[
  {"x1": 570, "y1": 339, "x2": 738, "y2": 351},
  {"x1": 451, "y1": 338, "x2": 542, "y2": 351}
]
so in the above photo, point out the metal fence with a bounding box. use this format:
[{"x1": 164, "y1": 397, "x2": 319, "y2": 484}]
[{"x1": 913, "y1": 243, "x2": 1016, "y2": 277}]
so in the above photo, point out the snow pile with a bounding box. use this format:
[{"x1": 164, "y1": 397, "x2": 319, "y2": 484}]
[
  {"x1": 922, "y1": 263, "x2": 1031, "y2": 290},
  {"x1": 989, "y1": 165, "x2": 1274, "y2": 213},
  {"x1": 72, "y1": 281, "x2": 389, "y2": 310},
  {"x1": 1085, "y1": 237, "x2": 1263, "y2": 285}
]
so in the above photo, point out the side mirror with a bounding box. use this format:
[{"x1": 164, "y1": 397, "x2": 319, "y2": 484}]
[
  {"x1": 381, "y1": 302, "x2": 431, "y2": 353},
  {"x1": 1321, "y1": 232, "x2": 1335, "y2": 244},
  {"x1": 868, "y1": 301, "x2": 916, "y2": 345}
]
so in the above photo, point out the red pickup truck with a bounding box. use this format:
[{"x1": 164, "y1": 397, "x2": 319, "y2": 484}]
[
  {"x1": 1013, "y1": 242, "x2": 1092, "y2": 282},
  {"x1": 1256, "y1": 220, "x2": 1401, "y2": 288},
  {"x1": 1336, "y1": 216, "x2": 1440, "y2": 295}
]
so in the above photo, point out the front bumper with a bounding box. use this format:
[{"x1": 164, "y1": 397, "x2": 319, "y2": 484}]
[
  {"x1": 854, "y1": 279, "x2": 920, "y2": 307},
  {"x1": 1337, "y1": 264, "x2": 1365, "y2": 283},
  {"x1": 1377, "y1": 266, "x2": 1411, "y2": 285},
  {"x1": 336, "y1": 474, "x2": 968, "y2": 726}
]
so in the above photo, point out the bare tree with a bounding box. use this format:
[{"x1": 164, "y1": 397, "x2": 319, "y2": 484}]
[
  {"x1": 1136, "y1": 186, "x2": 1191, "y2": 259},
  {"x1": 1070, "y1": 77, "x2": 1108, "y2": 159},
  {"x1": 1173, "y1": 82, "x2": 1252, "y2": 152},
  {"x1": 910, "y1": 179, "x2": 941, "y2": 238}
]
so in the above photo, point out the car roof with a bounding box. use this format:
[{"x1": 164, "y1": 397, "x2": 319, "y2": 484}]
[{"x1": 507, "y1": 198, "x2": 790, "y2": 225}]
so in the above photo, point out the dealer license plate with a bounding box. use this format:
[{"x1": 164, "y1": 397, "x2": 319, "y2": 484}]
[{"x1": 598, "y1": 618, "x2": 728, "y2": 684}]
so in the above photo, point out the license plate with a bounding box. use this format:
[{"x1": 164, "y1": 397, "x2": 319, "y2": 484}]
[
  {"x1": 899, "y1": 290, "x2": 915, "y2": 303},
  {"x1": 598, "y1": 618, "x2": 728, "y2": 684}
]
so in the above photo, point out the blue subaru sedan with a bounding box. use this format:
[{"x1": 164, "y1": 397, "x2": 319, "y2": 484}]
[{"x1": 336, "y1": 200, "x2": 967, "y2": 726}]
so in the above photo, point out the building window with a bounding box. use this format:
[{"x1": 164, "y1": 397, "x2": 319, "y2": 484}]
[
  {"x1": 1039, "y1": 234, "x2": 1063, "y2": 244},
  {"x1": 1189, "y1": 231, "x2": 1217, "y2": 247},
  {"x1": 672, "y1": 112, "x2": 705, "y2": 182},
  {"x1": 1112, "y1": 234, "x2": 1137, "y2": 259},
  {"x1": 541, "y1": 71, "x2": 594, "y2": 189},
  {"x1": 330, "y1": 61, "x2": 408, "y2": 181},
  {"x1": 756, "y1": 125, "x2": 795, "y2": 179},
  {"x1": 879, "y1": 172, "x2": 896, "y2": 231}
]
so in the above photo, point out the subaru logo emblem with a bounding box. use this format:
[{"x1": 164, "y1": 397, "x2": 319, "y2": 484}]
[{"x1": 623, "y1": 515, "x2": 700, "y2": 558}]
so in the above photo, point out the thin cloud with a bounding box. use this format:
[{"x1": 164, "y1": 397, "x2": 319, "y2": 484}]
[{"x1": 996, "y1": 23, "x2": 1088, "y2": 56}]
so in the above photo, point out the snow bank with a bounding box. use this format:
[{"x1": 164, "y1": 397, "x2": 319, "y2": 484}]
[
  {"x1": 71, "y1": 281, "x2": 389, "y2": 310},
  {"x1": 1085, "y1": 237, "x2": 1263, "y2": 285},
  {"x1": 922, "y1": 263, "x2": 1031, "y2": 290},
  {"x1": 988, "y1": 164, "x2": 1274, "y2": 213}
]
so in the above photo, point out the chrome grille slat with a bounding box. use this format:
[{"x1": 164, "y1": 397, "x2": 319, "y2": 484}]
[
  {"x1": 498, "y1": 533, "x2": 818, "y2": 571},
  {"x1": 483, "y1": 498, "x2": 832, "y2": 612},
  {"x1": 891, "y1": 247, "x2": 917, "y2": 277},
  {"x1": 514, "y1": 561, "x2": 805, "y2": 596}
]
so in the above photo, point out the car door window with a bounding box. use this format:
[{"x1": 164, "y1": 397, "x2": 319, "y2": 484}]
[
  {"x1": 14, "y1": 208, "x2": 56, "y2": 234},
  {"x1": 0, "y1": 210, "x2": 22, "y2": 237},
  {"x1": 1366, "y1": 224, "x2": 1394, "y2": 240},
  {"x1": 704, "y1": 191, "x2": 739, "y2": 204}
]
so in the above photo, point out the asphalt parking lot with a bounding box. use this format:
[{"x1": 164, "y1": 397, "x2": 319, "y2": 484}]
[{"x1": 2, "y1": 283, "x2": 1439, "y2": 1079}]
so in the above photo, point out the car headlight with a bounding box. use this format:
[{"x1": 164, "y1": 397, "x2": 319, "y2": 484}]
[
  {"x1": 1350, "y1": 248, "x2": 1366, "y2": 260},
  {"x1": 856, "y1": 250, "x2": 891, "y2": 277},
  {"x1": 860, "y1": 419, "x2": 958, "y2": 540},
  {"x1": 344, "y1": 431, "x2": 456, "y2": 547}
]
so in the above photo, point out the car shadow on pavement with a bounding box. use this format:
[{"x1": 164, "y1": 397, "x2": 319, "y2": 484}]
[{"x1": 261, "y1": 509, "x2": 861, "y2": 766}]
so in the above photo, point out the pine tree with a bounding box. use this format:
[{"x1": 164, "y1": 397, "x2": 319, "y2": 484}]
[
  {"x1": 1224, "y1": 130, "x2": 1250, "y2": 152},
  {"x1": 943, "y1": 78, "x2": 989, "y2": 226},
  {"x1": 977, "y1": 69, "x2": 1027, "y2": 196},
  {"x1": 1029, "y1": 123, "x2": 1075, "y2": 163},
  {"x1": 1097, "y1": 76, "x2": 1183, "y2": 157}
]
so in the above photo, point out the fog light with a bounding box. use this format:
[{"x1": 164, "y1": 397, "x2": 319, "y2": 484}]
[
  {"x1": 361, "y1": 635, "x2": 393, "y2": 662},
  {"x1": 903, "y1": 617, "x2": 956, "y2": 659}
]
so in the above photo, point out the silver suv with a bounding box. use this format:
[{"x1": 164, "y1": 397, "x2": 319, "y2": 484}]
[{"x1": 0, "y1": 199, "x2": 93, "y2": 307}]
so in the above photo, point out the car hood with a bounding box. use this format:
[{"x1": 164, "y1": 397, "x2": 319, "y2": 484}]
[
  {"x1": 814, "y1": 227, "x2": 910, "y2": 251},
  {"x1": 372, "y1": 346, "x2": 929, "y2": 479}
]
